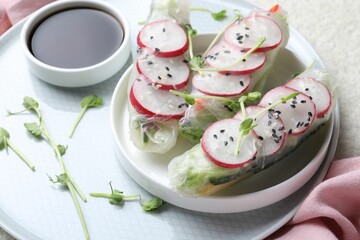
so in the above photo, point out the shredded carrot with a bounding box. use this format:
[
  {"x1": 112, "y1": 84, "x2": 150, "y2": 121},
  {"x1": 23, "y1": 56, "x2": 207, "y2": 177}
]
[
  {"x1": 269, "y1": 4, "x2": 279, "y2": 13},
  {"x1": 194, "y1": 99, "x2": 206, "y2": 111}
]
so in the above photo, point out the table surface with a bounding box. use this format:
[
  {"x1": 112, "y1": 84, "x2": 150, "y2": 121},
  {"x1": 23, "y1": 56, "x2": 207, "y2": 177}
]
[{"x1": 1, "y1": 0, "x2": 359, "y2": 239}]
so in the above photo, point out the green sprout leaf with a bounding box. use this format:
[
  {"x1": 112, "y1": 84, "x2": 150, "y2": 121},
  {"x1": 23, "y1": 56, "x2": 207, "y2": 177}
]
[
  {"x1": 49, "y1": 173, "x2": 70, "y2": 186},
  {"x1": 246, "y1": 92, "x2": 262, "y2": 101},
  {"x1": 24, "y1": 122, "x2": 42, "y2": 138},
  {"x1": 57, "y1": 145, "x2": 68, "y2": 156},
  {"x1": 0, "y1": 127, "x2": 35, "y2": 171},
  {"x1": 23, "y1": 96, "x2": 39, "y2": 110},
  {"x1": 191, "y1": 7, "x2": 227, "y2": 21},
  {"x1": 189, "y1": 55, "x2": 204, "y2": 69},
  {"x1": 141, "y1": 197, "x2": 165, "y2": 211},
  {"x1": 68, "y1": 95, "x2": 103, "y2": 138}
]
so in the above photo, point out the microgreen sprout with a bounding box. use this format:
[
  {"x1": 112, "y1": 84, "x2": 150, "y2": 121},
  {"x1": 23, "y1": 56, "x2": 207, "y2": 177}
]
[
  {"x1": 8, "y1": 96, "x2": 89, "y2": 239},
  {"x1": 169, "y1": 90, "x2": 261, "y2": 113},
  {"x1": 0, "y1": 127, "x2": 35, "y2": 171},
  {"x1": 90, "y1": 182, "x2": 165, "y2": 211},
  {"x1": 234, "y1": 92, "x2": 300, "y2": 155},
  {"x1": 190, "y1": 7, "x2": 227, "y2": 21},
  {"x1": 185, "y1": 24, "x2": 197, "y2": 60},
  {"x1": 68, "y1": 95, "x2": 103, "y2": 138},
  {"x1": 193, "y1": 36, "x2": 267, "y2": 73}
]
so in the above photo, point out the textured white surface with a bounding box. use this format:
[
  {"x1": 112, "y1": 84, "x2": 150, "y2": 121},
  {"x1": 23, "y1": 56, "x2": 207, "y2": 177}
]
[{"x1": 0, "y1": 0, "x2": 353, "y2": 239}]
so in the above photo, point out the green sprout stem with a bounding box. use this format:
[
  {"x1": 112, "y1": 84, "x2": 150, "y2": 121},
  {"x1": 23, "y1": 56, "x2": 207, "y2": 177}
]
[
  {"x1": 203, "y1": 16, "x2": 239, "y2": 57},
  {"x1": 68, "y1": 107, "x2": 87, "y2": 138},
  {"x1": 90, "y1": 192, "x2": 140, "y2": 199},
  {"x1": 169, "y1": 90, "x2": 234, "y2": 103},
  {"x1": 4, "y1": 136, "x2": 35, "y2": 171},
  {"x1": 68, "y1": 181, "x2": 90, "y2": 240},
  {"x1": 194, "y1": 36, "x2": 267, "y2": 73},
  {"x1": 190, "y1": 7, "x2": 227, "y2": 21}
]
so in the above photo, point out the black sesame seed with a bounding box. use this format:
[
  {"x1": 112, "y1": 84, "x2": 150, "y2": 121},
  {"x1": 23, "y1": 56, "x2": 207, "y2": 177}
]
[
  {"x1": 158, "y1": 76, "x2": 162, "y2": 80},
  {"x1": 245, "y1": 34, "x2": 249, "y2": 38},
  {"x1": 301, "y1": 100, "x2": 306, "y2": 103},
  {"x1": 258, "y1": 136, "x2": 264, "y2": 141},
  {"x1": 150, "y1": 36, "x2": 154, "y2": 40},
  {"x1": 290, "y1": 104, "x2": 296, "y2": 108},
  {"x1": 308, "y1": 112, "x2": 313, "y2": 117},
  {"x1": 229, "y1": 136, "x2": 234, "y2": 142},
  {"x1": 224, "y1": 50, "x2": 231, "y2": 54},
  {"x1": 136, "y1": 78, "x2": 141, "y2": 82},
  {"x1": 162, "y1": 28, "x2": 166, "y2": 32},
  {"x1": 274, "y1": 139, "x2": 280, "y2": 144},
  {"x1": 215, "y1": 52, "x2": 219, "y2": 56},
  {"x1": 165, "y1": 66, "x2": 170, "y2": 71},
  {"x1": 296, "y1": 122, "x2": 301, "y2": 128},
  {"x1": 213, "y1": 134, "x2": 218, "y2": 139},
  {"x1": 242, "y1": 59, "x2": 246, "y2": 62},
  {"x1": 278, "y1": 126, "x2": 285, "y2": 131},
  {"x1": 292, "y1": 100, "x2": 297, "y2": 104},
  {"x1": 225, "y1": 72, "x2": 232, "y2": 76},
  {"x1": 239, "y1": 81, "x2": 244, "y2": 87},
  {"x1": 268, "y1": 120, "x2": 272, "y2": 126},
  {"x1": 309, "y1": 96, "x2": 313, "y2": 100},
  {"x1": 237, "y1": 35, "x2": 244, "y2": 40},
  {"x1": 240, "y1": 49, "x2": 246, "y2": 52},
  {"x1": 220, "y1": 129, "x2": 225, "y2": 133},
  {"x1": 304, "y1": 123, "x2": 310, "y2": 127},
  {"x1": 147, "y1": 61, "x2": 153, "y2": 65},
  {"x1": 288, "y1": 129, "x2": 293, "y2": 134},
  {"x1": 224, "y1": 141, "x2": 228, "y2": 146},
  {"x1": 183, "y1": 59, "x2": 189, "y2": 63},
  {"x1": 239, "y1": 41, "x2": 243, "y2": 44},
  {"x1": 167, "y1": 73, "x2": 172, "y2": 78},
  {"x1": 245, "y1": 27, "x2": 250, "y2": 30},
  {"x1": 305, "y1": 88, "x2": 309, "y2": 91},
  {"x1": 155, "y1": 48, "x2": 160, "y2": 52}
]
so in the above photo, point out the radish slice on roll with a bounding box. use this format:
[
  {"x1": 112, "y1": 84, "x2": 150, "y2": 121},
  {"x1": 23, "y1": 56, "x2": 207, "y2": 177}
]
[
  {"x1": 223, "y1": 15, "x2": 282, "y2": 52},
  {"x1": 259, "y1": 86, "x2": 316, "y2": 136},
  {"x1": 285, "y1": 77, "x2": 332, "y2": 118},
  {"x1": 137, "y1": 20, "x2": 189, "y2": 57},
  {"x1": 129, "y1": 75, "x2": 188, "y2": 119},
  {"x1": 201, "y1": 118, "x2": 257, "y2": 168},
  {"x1": 192, "y1": 72, "x2": 251, "y2": 97},
  {"x1": 136, "y1": 49, "x2": 190, "y2": 90},
  {"x1": 205, "y1": 41, "x2": 266, "y2": 75},
  {"x1": 234, "y1": 106, "x2": 286, "y2": 156}
]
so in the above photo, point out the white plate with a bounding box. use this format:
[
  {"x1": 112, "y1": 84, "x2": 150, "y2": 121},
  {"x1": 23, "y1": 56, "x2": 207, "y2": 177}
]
[
  {"x1": 0, "y1": 0, "x2": 340, "y2": 239},
  {"x1": 111, "y1": 34, "x2": 334, "y2": 212}
]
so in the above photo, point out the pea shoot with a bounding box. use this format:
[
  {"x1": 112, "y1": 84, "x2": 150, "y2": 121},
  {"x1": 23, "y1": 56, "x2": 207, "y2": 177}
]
[
  {"x1": 90, "y1": 182, "x2": 165, "y2": 211},
  {"x1": 8, "y1": 96, "x2": 89, "y2": 240},
  {"x1": 0, "y1": 127, "x2": 35, "y2": 171},
  {"x1": 234, "y1": 92, "x2": 300, "y2": 155},
  {"x1": 68, "y1": 95, "x2": 103, "y2": 138},
  {"x1": 190, "y1": 7, "x2": 227, "y2": 21}
]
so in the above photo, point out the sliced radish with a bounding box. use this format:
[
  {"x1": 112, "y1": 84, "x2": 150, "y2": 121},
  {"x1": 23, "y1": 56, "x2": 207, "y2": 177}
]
[
  {"x1": 285, "y1": 77, "x2": 332, "y2": 118},
  {"x1": 259, "y1": 86, "x2": 316, "y2": 136},
  {"x1": 205, "y1": 41, "x2": 266, "y2": 75},
  {"x1": 234, "y1": 106, "x2": 286, "y2": 156},
  {"x1": 223, "y1": 16, "x2": 282, "y2": 52},
  {"x1": 137, "y1": 20, "x2": 188, "y2": 57},
  {"x1": 136, "y1": 49, "x2": 190, "y2": 90},
  {"x1": 201, "y1": 118, "x2": 257, "y2": 168},
  {"x1": 129, "y1": 75, "x2": 188, "y2": 119},
  {"x1": 192, "y1": 72, "x2": 251, "y2": 97}
]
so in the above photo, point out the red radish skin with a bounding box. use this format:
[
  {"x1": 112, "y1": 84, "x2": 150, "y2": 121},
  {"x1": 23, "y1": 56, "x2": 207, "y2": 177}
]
[
  {"x1": 136, "y1": 49, "x2": 190, "y2": 90},
  {"x1": 234, "y1": 106, "x2": 286, "y2": 156},
  {"x1": 129, "y1": 75, "x2": 188, "y2": 119},
  {"x1": 259, "y1": 86, "x2": 316, "y2": 136},
  {"x1": 205, "y1": 41, "x2": 266, "y2": 75},
  {"x1": 137, "y1": 20, "x2": 189, "y2": 58},
  {"x1": 192, "y1": 72, "x2": 251, "y2": 97},
  {"x1": 285, "y1": 77, "x2": 332, "y2": 118},
  {"x1": 201, "y1": 118, "x2": 257, "y2": 168},
  {"x1": 223, "y1": 16, "x2": 282, "y2": 52}
]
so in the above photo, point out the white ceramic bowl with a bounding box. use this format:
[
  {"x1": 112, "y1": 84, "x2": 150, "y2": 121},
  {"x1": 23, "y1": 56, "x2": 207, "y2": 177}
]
[{"x1": 21, "y1": 0, "x2": 130, "y2": 87}]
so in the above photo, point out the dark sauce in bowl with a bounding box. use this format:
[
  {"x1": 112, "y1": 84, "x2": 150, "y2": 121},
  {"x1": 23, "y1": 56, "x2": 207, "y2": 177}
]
[{"x1": 30, "y1": 8, "x2": 124, "y2": 69}]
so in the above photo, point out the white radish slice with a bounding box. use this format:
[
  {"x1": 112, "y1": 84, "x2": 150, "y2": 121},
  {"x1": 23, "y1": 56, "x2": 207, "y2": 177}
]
[
  {"x1": 223, "y1": 15, "x2": 282, "y2": 52},
  {"x1": 192, "y1": 72, "x2": 251, "y2": 97},
  {"x1": 234, "y1": 106, "x2": 286, "y2": 156},
  {"x1": 205, "y1": 41, "x2": 266, "y2": 75},
  {"x1": 201, "y1": 118, "x2": 257, "y2": 168},
  {"x1": 137, "y1": 20, "x2": 188, "y2": 57},
  {"x1": 136, "y1": 49, "x2": 190, "y2": 90},
  {"x1": 129, "y1": 75, "x2": 188, "y2": 119},
  {"x1": 259, "y1": 86, "x2": 316, "y2": 136},
  {"x1": 285, "y1": 77, "x2": 332, "y2": 118}
]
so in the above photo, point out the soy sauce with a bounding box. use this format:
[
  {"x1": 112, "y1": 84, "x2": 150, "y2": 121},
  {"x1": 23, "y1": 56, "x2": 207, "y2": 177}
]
[{"x1": 30, "y1": 8, "x2": 124, "y2": 68}]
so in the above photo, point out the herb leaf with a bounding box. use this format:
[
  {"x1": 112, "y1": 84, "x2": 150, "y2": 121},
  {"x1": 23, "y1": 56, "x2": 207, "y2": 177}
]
[
  {"x1": 57, "y1": 145, "x2": 68, "y2": 156},
  {"x1": 23, "y1": 96, "x2": 39, "y2": 110},
  {"x1": 68, "y1": 95, "x2": 103, "y2": 138},
  {"x1": 141, "y1": 197, "x2": 165, "y2": 211},
  {"x1": 24, "y1": 122, "x2": 42, "y2": 138},
  {"x1": 211, "y1": 10, "x2": 227, "y2": 21}
]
